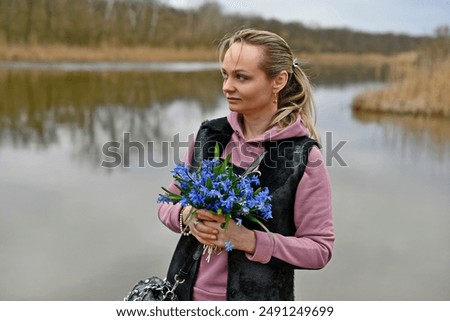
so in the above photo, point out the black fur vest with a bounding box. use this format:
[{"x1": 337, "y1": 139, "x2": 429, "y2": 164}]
[{"x1": 167, "y1": 117, "x2": 318, "y2": 301}]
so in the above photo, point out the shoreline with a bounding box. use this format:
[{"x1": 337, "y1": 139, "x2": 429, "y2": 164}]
[
  {"x1": 0, "y1": 44, "x2": 415, "y2": 66},
  {"x1": 0, "y1": 44, "x2": 217, "y2": 62}
]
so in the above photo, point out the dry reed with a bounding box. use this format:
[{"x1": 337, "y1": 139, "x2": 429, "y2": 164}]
[
  {"x1": 0, "y1": 43, "x2": 414, "y2": 66},
  {"x1": 353, "y1": 57, "x2": 450, "y2": 117},
  {"x1": 0, "y1": 44, "x2": 217, "y2": 62},
  {"x1": 299, "y1": 51, "x2": 416, "y2": 67}
]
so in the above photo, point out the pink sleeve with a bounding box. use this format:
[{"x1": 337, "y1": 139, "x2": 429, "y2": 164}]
[
  {"x1": 157, "y1": 189, "x2": 183, "y2": 233},
  {"x1": 246, "y1": 146, "x2": 334, "y2": 269},
  {"x1": 157, "y1": 141, "x2": 195, "y2": 233}
]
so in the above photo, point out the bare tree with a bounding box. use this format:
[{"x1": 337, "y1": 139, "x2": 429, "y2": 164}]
[
  {"x1": 0, "y1": 0, "x2": 13, "y2": 43},
  {"x1": 104, "y1": 0, "x2": 116, "y2": 20},
  {"x1": 127, "y1": 1, "x2": 139, "y2": 30},
  {"x1": 44, "y1": 0, "x2": 53, "y2": 43},
  {"x1": 149, "y1": 0, "x2": 160, "y2": 39},
  {"x1": 24, "y1": 0, "x2": 34, "y2": 43}
]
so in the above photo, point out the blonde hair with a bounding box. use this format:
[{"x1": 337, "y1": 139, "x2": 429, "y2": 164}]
[{"x1": 218, "y1": 28, "x2": 320, "y2": 143}]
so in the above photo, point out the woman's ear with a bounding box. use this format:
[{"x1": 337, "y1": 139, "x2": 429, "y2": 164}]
[{"x1": 273, "y1": 70, "x2": 289, "y2": 94}]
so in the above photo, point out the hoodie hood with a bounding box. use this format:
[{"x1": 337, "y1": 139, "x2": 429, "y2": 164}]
[{"x1": 226, "y1": 111, "x2": 310, "y2": 143}]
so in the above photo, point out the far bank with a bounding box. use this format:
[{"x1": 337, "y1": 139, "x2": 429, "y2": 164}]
[
  {"x1": 353, "y1": 57, "x2": 450, "y2": 117},
  {"x1": 0, "y1": 43, "x2": 415, "y2": 67}
]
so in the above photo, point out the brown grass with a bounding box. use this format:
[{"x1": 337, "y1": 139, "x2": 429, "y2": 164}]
[
  {"x1": 0, "y1": 43, "x2": 415, "y2": 66},
  {"x1": 0, "y1": 44, "x2": 218, "y2": 62},
  {"x1": 353, "y1": 57, "x2": 450, "y2": 117},
  {"x1": 298, "y1": 51, "x2": 417, "y2": 67}
]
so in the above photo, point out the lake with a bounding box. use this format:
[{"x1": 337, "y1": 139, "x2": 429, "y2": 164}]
[{"x1": 0, "y1": 62, "x2": 448, "y2": 300}]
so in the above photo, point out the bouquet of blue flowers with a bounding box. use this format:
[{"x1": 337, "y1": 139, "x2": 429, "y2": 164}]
[{"x1": 158, "y1": 143, "x2": 272, "y2": 261}]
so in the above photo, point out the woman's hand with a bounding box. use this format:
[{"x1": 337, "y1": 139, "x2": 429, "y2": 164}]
[
  {"x1": 190, "y1": 209, "x2": 256, "y2": 255},
  {"x1": 186, "y1": 208, "x2": 219, "y2": 243}
]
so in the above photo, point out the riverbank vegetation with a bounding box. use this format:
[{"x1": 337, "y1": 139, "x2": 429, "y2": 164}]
[
  {"x1": 0, "y1": 44, "x2": 218, "y2": 62},
  {"x1": 353, "y1": 26, "x2": 450, "y2": 117},
  {"x1": 0, "y1": 0, "x2": 426, "y2": 61}
]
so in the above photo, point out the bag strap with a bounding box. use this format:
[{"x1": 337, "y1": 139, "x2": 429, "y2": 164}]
[{"x1": 173, "y1": 243, "x2": 203, "y2": 283}]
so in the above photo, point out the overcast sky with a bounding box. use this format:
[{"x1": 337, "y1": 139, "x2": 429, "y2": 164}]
[{"x1": 167, "y1": 0, "x2": 450, "y2": 36}]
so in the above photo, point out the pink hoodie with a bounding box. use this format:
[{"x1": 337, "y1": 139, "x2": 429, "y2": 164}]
[{"x1": 158, "y1": 112, "x2": 334, "y2": 300}]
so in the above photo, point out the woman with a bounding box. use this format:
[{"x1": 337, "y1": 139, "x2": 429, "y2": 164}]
[{"x1": 158, "y1": 28, "x2": 334, "y2": 301}]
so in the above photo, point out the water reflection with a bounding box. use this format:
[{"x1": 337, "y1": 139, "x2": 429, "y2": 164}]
[
  {"x1": 0, "y1": 61, "x2": 220, "y2": 73},
  {"x1": 0, "y1": 69, "x2": 224, "y2": 165},
  {"x1": 352, "y1": 110, "x2": 450, "y2": 168},
  {"x1": 310, "y1": 63, "x2": 389, "y2": 86}
]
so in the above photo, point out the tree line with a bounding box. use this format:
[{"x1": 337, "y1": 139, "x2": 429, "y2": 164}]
[{"x1": 0, "y1": 0, "x2": 429, "y2": 54}]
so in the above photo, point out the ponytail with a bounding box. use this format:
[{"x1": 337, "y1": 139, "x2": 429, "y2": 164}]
[{"x1": 269, "y1": 61, "x2": 320, "y2": 144}]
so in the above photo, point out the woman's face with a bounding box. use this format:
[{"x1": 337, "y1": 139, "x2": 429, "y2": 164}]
[{"x1": 221, "y1": 42, "x2": 277, "y2": 119}]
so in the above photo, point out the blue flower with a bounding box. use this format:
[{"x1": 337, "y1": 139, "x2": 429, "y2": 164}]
[
  {"x1": 179, "y1": 181, "x2": 189, "y2": 190},
  {"x1": 171, "y1": 163, "x2": 191, "y2": 181},
  {"x1": 236, "y1": 218, "x2": 242, "y2": 226},
  {"x1": 260, "y1": 203, "x2": 273, "y2": 220},
  {"x1": 179, "y1": 195, "x2": 190, "y2": 207},
  {"x1": 247, "y1": 174, "x2": 260, "y2": 185},
  {"x1": 240, "y1": 207, "x2": 250, "y2": 215},
  {"x1": 189, "y1": 189, "x2": 205, "y2": 207},
  {"x1": 157, "y1": 195, "x2": 171, "y2": 203},
  {"x1": 220, "y1": 190, "x2": 237, "y2": 213},
  {"x1": 237, "y1": 177, "x2": 254, "y2": 197},
  {"x1": 224, "y1": 241, "x2": 234, "y2": 252}
]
